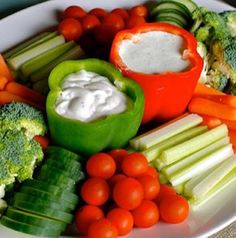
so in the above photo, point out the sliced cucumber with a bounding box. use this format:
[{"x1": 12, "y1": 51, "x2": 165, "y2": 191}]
[
  {"x1": 155, "y1": 16, "x2": 184, "y2": 27},
  {"x1": 156, "y1": 12, "x2": 189, "y2": 27}
]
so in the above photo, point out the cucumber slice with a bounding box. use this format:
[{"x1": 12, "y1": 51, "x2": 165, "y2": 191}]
[
  {"x1": 13, "y1": 201, "x2": 73, "y2": 223},
  {"x1": 156, "y1": 12, "x2": 189, "y2": 27},
  {"x1": 160, "y1": 0, "x2": 198, "y2": 13},
  {"x1": 6, "y1": 207, "x2": 67, "y2": 231},
  {"x1": 155, "y1": 16, "x2": 184, "y2": 27},
  {"x1": 1, "y1": 216, "x2": 60, "y2": 237}
]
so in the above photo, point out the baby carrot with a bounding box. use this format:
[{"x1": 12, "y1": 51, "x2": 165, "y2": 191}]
[
  {"x1": 200, "y1": 114, "x2": 222, "y2": 129},
  {"x1": 0, "y1": 54, "x2": 14, "y2": 81},
  {"x1": 34, "y1": 135, "x2": 50, "y2": 150},
  {"x1": 0, "y1": 75, "x2": 9, "y2": 90},
  {"x1": 194, "y1": 83, "x2": 225, "y2": 96}
]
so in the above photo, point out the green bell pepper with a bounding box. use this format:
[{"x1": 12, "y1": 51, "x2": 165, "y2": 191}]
[{"x1": 46, "y1": 58, "x2": 144, "y2": 156}]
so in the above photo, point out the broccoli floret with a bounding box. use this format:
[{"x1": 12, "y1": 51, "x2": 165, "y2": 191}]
[
  {"x1": 0, "y1": 185, "x2": 5, "y2": 199},
  {"x1": 220, "y1": 11, "x2": 236, "y2": 37},
  {"x1": 0, "y1": 102, "x2": 47, "y2": 139}
]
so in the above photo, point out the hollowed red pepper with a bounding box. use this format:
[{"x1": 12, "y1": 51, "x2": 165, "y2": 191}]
[{"x1": 110, "y1": 23, "x2": 203, "y2": 124}]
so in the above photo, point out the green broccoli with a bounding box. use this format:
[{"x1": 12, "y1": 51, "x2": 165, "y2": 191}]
[
  {"x1": 0, "y1": 102, "x2": 47, "y2": 139},
  {"x1": 220, "y1": 11, "x2": 236, "y2": 37}
]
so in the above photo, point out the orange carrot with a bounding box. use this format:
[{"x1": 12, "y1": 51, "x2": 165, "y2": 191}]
[
  {"x1": 188, "y1": 97, "x2": 236, "y2": 121},
  {"x1": 34, "y1": 135, "x2": 50, "y2": 150},
  {"x1": 228, "y1": 130, "x2": 236, "y2": 151},
  {"x1": 0, "y1": 91, "x2": 44, "y2": 111},
  {"x1": 0, "y1": 75, "x2": 9, "y2": 90},
  {"x1": 194, "y1": 82, "x2": 225, "y2": 96},
  {"x1": 6, "y1": 82, "x2": 46, "y2": 106},
  {"x1": 200, "y1": 114, "x2": 222, "y2": 129},
  {"x1": 0, "y1": 54, "x2": 13, "y2": 81}
]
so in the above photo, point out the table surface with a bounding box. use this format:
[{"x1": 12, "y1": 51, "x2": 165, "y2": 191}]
[{"x1": 0, "y1": 0, "x2": 235, "y2": 237}]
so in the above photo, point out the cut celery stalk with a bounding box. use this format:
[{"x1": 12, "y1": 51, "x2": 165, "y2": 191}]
[
  {"x1": 143, "y1": 126, "x2": 208, "y2": 162},
  {"x1": 30, "y1": 45, "x2": 85, "y2": 82},
  {"x1": 20, "y1": 41, "x2": 76, "y2": 77},
  {"x1": 159, "y1": 173, "x2": 168, "y2": 184},
  {"x1": 184, "y1": 156, "x2": 236, "y2": 200},
  {"x1": 162, "y1": 137, "x2": 230, "y2": 176},
  {"x1": 161, "y1": 124, "x2": 228, "y2": 165},
  {"x1": 152, "y1": 158, "x2": 166, "y2": 171},
  {"x1": 3, "y1": 32, "x2": 55, "y2": 59},
  {"x1": 129, "y1": 114, "x2": 203, "y2": 150},
  {"x1": 168, "y1": 144, "x2": 233, "y2": 186},
  {"x1": 8, "y1": 35, "x2": 65, "y2": 70},
  {"x1": 173, "y1": 183, "x2": 185, "y2": 195},
  {"x1": 190, "y1": 166, "x2": 236, "y2": 208}
]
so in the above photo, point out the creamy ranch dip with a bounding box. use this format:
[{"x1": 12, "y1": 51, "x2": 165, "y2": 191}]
[
  {"x1": 55, "y1": 70, "x2": 127, "y2": 122},
  {"x1": 119, "y1": 31, "x2": 190, "y2": 74}
]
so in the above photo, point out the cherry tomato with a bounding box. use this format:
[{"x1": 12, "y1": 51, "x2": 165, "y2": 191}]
[
  {"x1": 94, "y1": 24, "x2": 118, "y2": 46},
  {"x1": 81, "y1": 14, "x2": 101, "y2": 33},
  {"x1": 63, "y1": 5, "x2": 87, "y2": 20},
  {"x1": 142, "y1": 166, "x2": 159, "y2": 179},
  {"x1": 126, "y1": 15, "x2": 145, "y2": 29},
  {"x1": 81, "y1": 178, "x2": 110, "y2": 206},
  {"x1": 109, "y1": 174, "x2": 127, "y2": 198},
  {"x1": 58, "y1": 18, "x2": 83, "y2": 41},
  {"x1": 88, "y1": 218, "x2": 118, "y2": 238},
  {"x1": 131, "y1": 200, "x2": 159, "y2": 228},
  {"x1": 159, "y1": 194, "x2": 189, "y2": 224},
  {"x1": 155, "y1": 184, "x2": 176, "y2": 204},
  {"x1": 129, "y1": 5, "x2": 148, "y2": 18},
  {"x1": 137, "y1": 175, "x2": 160, "y2": 200},
  {"x1": 121, "y1": 152, "x2": 148, "y2": 177},
  {"x1": 111, "y1": 8, "x2": 129, "y2": 20},
  {"x1": 113, "y1": 177, "x2": 144, "y2": 210},
  {"x1": 89, "y1": 8, "x2": 108, "y2": 20},
  {"x1": 75, "y1": 205, "x2": 104, "y2": 235},
  {"x1": 108, "y1": 149, "x2": 128, "y2": 171},
  {"x1": 86, "y1": 153, "x2": 116, "y2": 179},
  {"x1": 107, "y1": 208, "x2": 134, "y2": 236},
  {"x1": 102, "y1": 13, "x2": 125, "y2": 30}
]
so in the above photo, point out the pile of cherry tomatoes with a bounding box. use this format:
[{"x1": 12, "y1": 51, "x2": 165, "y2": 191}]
[
  {"x1": 76, "y1": 150, "x2": 189, "y2": 238},
  {"x1": 58, "y1": 5, "x2": 148, "y2": 59}
]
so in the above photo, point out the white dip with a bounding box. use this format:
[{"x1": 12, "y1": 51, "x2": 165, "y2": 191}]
[
  {"x1": 119, "y1": 31, "x2": 190, "y2": 74},
  {"x1": 55, "y1": 70, "x2": 127, "y2": 122}
]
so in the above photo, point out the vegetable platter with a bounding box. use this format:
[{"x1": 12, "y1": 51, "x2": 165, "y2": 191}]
[{"x1": 0, "y1": 0, "x2": 236, "y2": 238}]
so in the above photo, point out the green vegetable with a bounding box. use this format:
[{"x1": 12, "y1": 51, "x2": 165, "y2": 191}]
[
  {"x1": 220, "y1": 11, "x2": 236, "y2": 37},
  {"x1": 0, "y1": 102, "x2": 47, "y2": 139},
  {"x1": 46, "y1": 59, "x2": 144, "y2": 156}
]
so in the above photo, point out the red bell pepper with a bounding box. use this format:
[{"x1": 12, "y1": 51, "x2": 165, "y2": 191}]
[{"x1": 110, "y1": 23, "x2": 203, "y2": 124}]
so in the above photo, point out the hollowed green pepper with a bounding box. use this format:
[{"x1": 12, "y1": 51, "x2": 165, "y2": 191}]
[{"x1": 46, "y1": 59, "x2": 144, "y2": 156}]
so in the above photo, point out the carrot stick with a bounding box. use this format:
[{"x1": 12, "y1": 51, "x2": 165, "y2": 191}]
[
  {"x1": 0, "y1": 91, "x2": 44, "y2": 111},
  {"x1": 200, "y1": 114, "x2": 222, "y2": 129},
  {"x1": 0, "y1": 75, "x2": 9, "y2": 90},
  {"x1": 6, "y1": 82, "x2": 46, "y2": 106},
  {"x1": 188, "y1": 97, "x2": 236, "y2": 121},
  {"x1": 220, "y1": 119, "x2": 236, "y2": 130},
  {"x1": 228, "y1": 130, "x2": 236, "y2": 151},
  {"x1": 34, "y1": 135, "x2": 50, "y2": 150},
  {"x1": 194, "y1": 83, "x2": 225, "y2": 96},
  {"x1": 0, "y1": 54, "x2": 14, "y2": 81}
]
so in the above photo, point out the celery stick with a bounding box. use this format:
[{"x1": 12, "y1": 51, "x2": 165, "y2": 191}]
[
  {"x1": 143, "y1": 126, "x2": 208, "y2": 162},
  {"x1": 190, "y1": 167, "x2": 236, "y2": 208},
  {"x1": 168, "y1": 144, "x2": 233, "y2": 186},
  {"x1": 3, "y1": 32, "x2": 53, "y2": 59},
  {"x1": 173, "y1": 183, "x2": 185, "y2": 194},
  {"x1": 162, "y1": 137, "x2": 230, "y2": 176},
  {"x1": 20, "y1": 41, "x2": 76, "y2": 77},
  {"x1": 161, "y1": 124, "x2": 228, "y2": 165},
  {"x1": 153, "y1": 158, "x2": 166, "y2": 170},
  {"x1": 159, "y1": 173, "x2": 168, "y2": 184},
  {"x1": 185, "y1": 156, "x2": 236, "y2": 200},
  {"x1": 30, "y1": 45, "x2": 85, "y2": 82},
  {"x1": 8, "y1": 35, "x2": 65, "y2": 70},
  {"x1": 129, "y1": 114, "x2": 203, "y2": 150}
]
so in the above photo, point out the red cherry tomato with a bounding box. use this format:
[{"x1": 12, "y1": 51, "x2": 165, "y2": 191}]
[
  {"x1": 126, "y1": 15, "x2": 145, "y2": 29},
  {"x1": 132, "y1": 200, "x2": 159, "y2": 228},
  {"x1": 58, "y1": 18, "x2": 83, "y2": 41},
  {"x1": 86, "y1": 153, "x2": 116, "y2": 179},
  {"x1": 109, "y1": 174, "x2": 127, "y2": 198},
  {"x1": 129, "y1": 5, "x2": 148, "y2": 18},
  {"x1": 113, "y1": 177, "x2": 144, "y2": 210},
  {"x1": 81, "y1": 14, "x2": 101, "y2": 33},
  {"x1": 108, "y1": 149, "x2": 128, "y2": 171},
  {"x1": 121, "y1": 152, "x2": 148, "y2": 177},
  {"x1": 137, "y1": 175, "x2": 160, "y2": 200},
  {"x1": 63, "y1": 5, "x2": 87, "y2": 20},
  {"x1": 155, "y1": 184, "x2": 176, "y2": 204},
  {"x1": 89, "y1": 8, "x2": 108, "y2": 20},
  {"x1": 142, "y1": 166, "x2": 159, "y2": 179},
  {"x1": 159, "y1": 194, "x2": 189, "y2": 224},
  {"x1": 102, "y1": 13, "x2": 125, "y2": 30},
  {"x1": 75, "y1": 205, "x2": 104, "y2": 235},
  {"x1": 111, "y1": 8, "x2": 129, "y2": 20},
  {"x1": 88, "y1": 218, "x2": 118, "y2": 238},
  {"x1": 81, "y1": 178, "x2": 110, "y2": 206},
  {"x1": 107, "y1": 208, "x2": 134, "y2": 236}
]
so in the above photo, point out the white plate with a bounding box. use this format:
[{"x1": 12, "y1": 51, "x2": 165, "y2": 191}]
[{"x1": 0, "y1": 0, "x2": 235, "y2": 238}]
